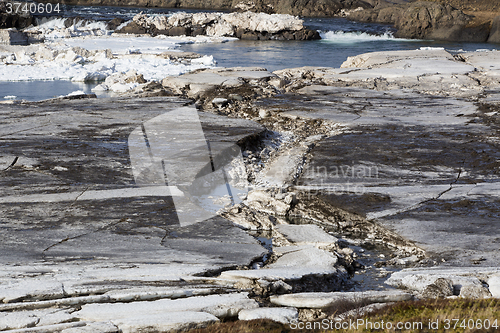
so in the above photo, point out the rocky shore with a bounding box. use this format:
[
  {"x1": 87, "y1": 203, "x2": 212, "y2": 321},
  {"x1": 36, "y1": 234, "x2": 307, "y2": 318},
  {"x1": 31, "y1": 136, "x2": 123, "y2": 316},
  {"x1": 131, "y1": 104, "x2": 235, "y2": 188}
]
[
  {"x1": 115, "y1": 11, "x2": 320, "y2": 40},
  {"x1": 1, "y1": 46, "x2": 500, "y2": 331},
  {"x1": 24, "y1": 0, "x2": 500, "y2": 43}
]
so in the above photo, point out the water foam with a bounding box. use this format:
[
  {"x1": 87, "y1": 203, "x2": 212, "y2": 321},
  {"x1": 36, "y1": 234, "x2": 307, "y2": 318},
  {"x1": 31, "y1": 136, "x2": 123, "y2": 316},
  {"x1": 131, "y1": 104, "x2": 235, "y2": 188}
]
[{"x1": 320, "y1": 30, "x2": 412, "y2": 43}]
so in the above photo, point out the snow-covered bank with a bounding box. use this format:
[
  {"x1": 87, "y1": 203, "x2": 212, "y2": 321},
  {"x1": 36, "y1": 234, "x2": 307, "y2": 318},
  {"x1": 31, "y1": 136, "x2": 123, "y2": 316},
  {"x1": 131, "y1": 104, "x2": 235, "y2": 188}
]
[{"x1": 0, "y1": 34, "x2": 229, "y2": 93}]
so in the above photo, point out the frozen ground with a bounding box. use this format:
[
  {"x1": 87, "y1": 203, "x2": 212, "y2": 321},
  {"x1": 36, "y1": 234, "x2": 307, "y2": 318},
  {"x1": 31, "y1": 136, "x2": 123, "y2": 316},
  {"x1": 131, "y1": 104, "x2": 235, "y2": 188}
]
[
  {"x1": 0, "y1": 35, "x2": 226, "y2": 82},
  {"x1": 0, "y1": 17, "x2": 237, "y2": 97}
]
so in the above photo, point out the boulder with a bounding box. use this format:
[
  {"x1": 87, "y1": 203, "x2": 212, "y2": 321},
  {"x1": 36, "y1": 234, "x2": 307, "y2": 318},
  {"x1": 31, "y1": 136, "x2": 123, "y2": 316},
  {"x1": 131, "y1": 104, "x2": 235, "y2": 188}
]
[
  {"x1": 293, "y1": 28, "x2": 321, "y2": 40},
  {"x1": 459, "y1": 284, "x2": 491, "y2": 299},
  {"x1": 420, "y1": 278, "x2": 453, "y2": 299},
  {"x1": 115, "y1": 21, "x2": 147, "y2": 34},
  {"x1": 488, "y1": 15, "x2": 500, "y2": 44}
]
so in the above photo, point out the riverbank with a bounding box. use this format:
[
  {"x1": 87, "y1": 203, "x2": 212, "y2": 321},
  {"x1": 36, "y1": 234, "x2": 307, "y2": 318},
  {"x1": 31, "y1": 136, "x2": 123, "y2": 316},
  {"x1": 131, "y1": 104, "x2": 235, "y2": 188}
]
[
  {"x1": 1, "y1": 47, "x2": 499, "y2": 331},
  {"x1": 20, "y1": 0, "x2": 500, "y2": 43}
]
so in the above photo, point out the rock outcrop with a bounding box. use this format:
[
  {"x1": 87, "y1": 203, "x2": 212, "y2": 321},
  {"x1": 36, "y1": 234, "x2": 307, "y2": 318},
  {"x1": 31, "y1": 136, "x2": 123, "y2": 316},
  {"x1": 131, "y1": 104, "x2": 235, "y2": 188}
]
[
  {"x1": 116, "y1": 12, "x2": 320, "y2": 40},
  {"x1": 348, "y1": 1, "x2": 491, "y2": 42},
  {"x1": 0, "y1": 1, "x2": 33, "y2": 30},
  {"x1": 488, "y1": 15, "x2": 500, "y2": 44},
  {"x1": 42, "y1": 0, "x2": 367, "y2": 17}
]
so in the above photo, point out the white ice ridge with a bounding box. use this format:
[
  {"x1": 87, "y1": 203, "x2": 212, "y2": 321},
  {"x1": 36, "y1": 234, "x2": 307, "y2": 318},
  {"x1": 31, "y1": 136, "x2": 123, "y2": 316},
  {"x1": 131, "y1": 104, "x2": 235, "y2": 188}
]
[{"x1": 0, "y1": 35, "x2": 225, "y2": 83}]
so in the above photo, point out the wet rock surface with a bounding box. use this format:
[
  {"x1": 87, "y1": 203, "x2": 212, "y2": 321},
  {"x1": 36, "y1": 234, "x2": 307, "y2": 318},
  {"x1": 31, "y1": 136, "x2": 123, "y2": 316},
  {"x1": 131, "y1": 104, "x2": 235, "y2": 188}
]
[
  {"x1": 2, "y1": 50, "x2": 500, "y2": 330},
  {"x1": 346, "y1": 0, "x2": 495, "y2": 42},
  {"x1": 0, "y1": 95, "x2": 351, "y2": 331}
]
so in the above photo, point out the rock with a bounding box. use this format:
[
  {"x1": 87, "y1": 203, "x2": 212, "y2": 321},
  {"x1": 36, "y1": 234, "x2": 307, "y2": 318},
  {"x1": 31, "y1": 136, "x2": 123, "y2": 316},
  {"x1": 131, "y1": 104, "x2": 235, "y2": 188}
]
[
  {"x1": 269, "y1": 0, "x2": 344, "y2": 17},
  {"x1": 393, "y1": 2, "x2": 490, "y2": 42},
  {"x1": 293, "y1": 28, "x2": 321, "y2": 40},
  {"x1": 241, "y1": 31, "x2": 259, "y2": 40},
  {"x1": 192, "y1": 12, "x2": 219, "y2": 26},
  {"x1": 269, "y1": 280, "x2": 293, "y2": 294},
  {"x1": 115, "y1": 21, "x2": 147, "y2": 34},
  {"x1": 277, "y1": 49, "x2": 480, "y2": 98},
  {"x1": 162, "y1": 67, "x2": 275, "y2": 99},
  {"x1": 0, "y1": 2, "x2": 33, "y2": 29},
  {"x1": 206, "y1": 20, "x2": 235, "y2": 37},
  {"x1": 459, "y1": 284, "x2": 491, "y2": 299},
  {"x1": 488, "y1": 275, "x2": 500, "y2": 298},
  {"x1": 168, "y1": 12, "x2": 192, "y2": 27},
  {"x1": 246, "y1": 189, "x2": 291, "y2": 215},
  {"x1": 276, "y1": 224, "x2": 337, "y2": 247},
  {"x1": 221, "y1": 267, "x2": 337, "y2": 285},
  {"x1": 93, "y1": 70, "x2": 147, "y2": 93},
  {"x1": 37, "y1": 309, "x2": 78, "y2": 327},
  {"x1": 270, "y1": 290, "x2": 413, "y2": 308},
  {"x1": 270, "y1": 245, "x2": 338, "y2": 269},
  {"x1": 218, "y1": 243, "x2": 344, "y2": 289},
  {"x1": 107, "y1": 18, "x2": 125, "y2": 30},
  {"x1": 0, "y1": 29, "x2": 28, "y2": 45},
  {"x1": 458, "y1": 22, "x2": 490, "y2": 43},
  {"x1": 221, "y1": 12, "x2": 303, "y2": 34},
  {"x1": 112, "y1": 11, "x2": 310, "y2": 40},
  {"x1": 421, "y1": 278, "x2": 453, "y2": 299},
  {"x1": 335, "y1": 302, "x2": 391, "y2": 321},
  {"x1": 488, "y1": 15, "x2": 500, "y2": 44},
  {"x1": 167, "y1": 26, "x2": 191, "y2": 36},
  {"x1": 229, "y1": 93, "x2": 243, "y2": 101},
  {"x1": 340, "y1": 49, "x2": 454, "y2": 68},
  {"x1": 259, "y1": 109, "x2": 270, "y2": 118},
  {"x1": 212, "y1": 97, "x2": 229, "y2": 107},
  {"x1": 0, "y1": 279, "x2": 65, "y2": 303},
  {"x1": 238, "y1": 307, "x2": 298, "y2": 324},
  {"x1": 349, "y1": 1, "x2": 489, "y2": 42}
]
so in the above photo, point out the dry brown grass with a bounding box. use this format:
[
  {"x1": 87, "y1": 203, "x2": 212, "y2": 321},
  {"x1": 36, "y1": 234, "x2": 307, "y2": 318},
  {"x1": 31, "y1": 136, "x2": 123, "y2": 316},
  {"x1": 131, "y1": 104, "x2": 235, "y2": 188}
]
[{"x1": 185, "y1": 298, "x2": 500, "y2": 333}]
